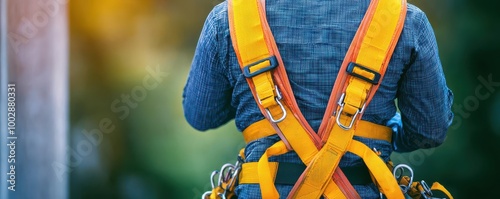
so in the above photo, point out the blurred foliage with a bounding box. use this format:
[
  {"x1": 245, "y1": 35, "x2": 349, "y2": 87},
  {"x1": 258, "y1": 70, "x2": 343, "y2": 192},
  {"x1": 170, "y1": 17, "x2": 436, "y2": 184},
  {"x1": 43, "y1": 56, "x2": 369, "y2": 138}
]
[{"x1": 69, "y1": 0, "x2": 499, "y2": 198}]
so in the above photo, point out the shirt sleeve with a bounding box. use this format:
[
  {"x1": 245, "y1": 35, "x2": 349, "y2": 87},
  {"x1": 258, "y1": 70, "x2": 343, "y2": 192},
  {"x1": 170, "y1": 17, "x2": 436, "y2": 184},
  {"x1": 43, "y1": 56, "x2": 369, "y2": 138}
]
[
  {"x1": 182, "y1": 7, "x2": 235, "y2": 131},
  {"x1": 391, "y1": 12, "x2": 454, "y2": 152}
]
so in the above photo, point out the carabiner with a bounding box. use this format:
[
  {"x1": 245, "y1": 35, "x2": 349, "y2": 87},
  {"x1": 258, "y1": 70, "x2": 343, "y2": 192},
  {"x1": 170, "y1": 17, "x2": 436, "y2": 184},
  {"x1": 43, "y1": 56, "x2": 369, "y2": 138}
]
[
  {"x1": 392, "y1": 164, "x2": 414, "y2": 194},
  {"x1": 201, "y1": 191, "x2": 212, "y2": 199},
  {"x1": 210, "y1": 170, "x2": 219, "y2": 189},
  {"x1": 219, "y1": 164, "x2": 235, "y2": 187}
]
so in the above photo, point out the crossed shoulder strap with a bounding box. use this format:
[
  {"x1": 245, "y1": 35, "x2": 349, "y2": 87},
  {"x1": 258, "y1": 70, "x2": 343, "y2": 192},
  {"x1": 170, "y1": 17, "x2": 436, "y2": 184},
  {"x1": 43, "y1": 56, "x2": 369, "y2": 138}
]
[{"x1": 228, "y1": 0, "x2": 407, "y2": 198}]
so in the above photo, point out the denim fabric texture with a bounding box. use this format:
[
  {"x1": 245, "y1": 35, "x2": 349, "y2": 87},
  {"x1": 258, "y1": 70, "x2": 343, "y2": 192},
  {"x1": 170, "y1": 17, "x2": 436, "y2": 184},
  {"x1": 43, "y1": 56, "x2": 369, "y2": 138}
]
[{"x1": 183, "y1": 0, "x2": 453, "y2": 198}]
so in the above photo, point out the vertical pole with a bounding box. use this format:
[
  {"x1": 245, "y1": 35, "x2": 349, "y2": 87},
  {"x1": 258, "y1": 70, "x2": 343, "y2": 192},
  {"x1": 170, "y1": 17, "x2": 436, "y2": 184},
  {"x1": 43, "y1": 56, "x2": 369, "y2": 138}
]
[
  {"x1": 1, "y1": 0, "x2": 10, "y2": 198},
  {"x1": 2, "y1": 0, "x2": 68, "y2": 198}
]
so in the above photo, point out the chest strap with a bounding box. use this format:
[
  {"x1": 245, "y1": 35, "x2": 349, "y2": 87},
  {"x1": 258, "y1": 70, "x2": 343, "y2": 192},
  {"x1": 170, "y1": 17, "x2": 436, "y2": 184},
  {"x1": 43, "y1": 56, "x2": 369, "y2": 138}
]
[{"x1": 243, "y1": 119, "x2": 393, "y2": 144}]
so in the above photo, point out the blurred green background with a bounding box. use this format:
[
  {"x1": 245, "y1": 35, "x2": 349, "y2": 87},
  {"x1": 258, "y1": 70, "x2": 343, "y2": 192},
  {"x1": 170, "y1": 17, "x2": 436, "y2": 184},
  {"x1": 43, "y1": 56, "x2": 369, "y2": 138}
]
[{"x1": 68, "y1": 0, "x2": 499, "y2": 198}]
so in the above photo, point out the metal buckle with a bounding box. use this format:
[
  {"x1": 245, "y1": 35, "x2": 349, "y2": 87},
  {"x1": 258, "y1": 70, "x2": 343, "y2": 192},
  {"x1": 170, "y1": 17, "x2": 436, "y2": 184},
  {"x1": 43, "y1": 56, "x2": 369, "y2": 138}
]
[
  {"x1": 393, "y1": 164, "x2": 414, "y2": 194},
  {"x1": 264, "y1": 86, "x2": 287, "y2": 123},
  {"x1": 335, "y1": 93, "x2": 365, "y2": 130}
]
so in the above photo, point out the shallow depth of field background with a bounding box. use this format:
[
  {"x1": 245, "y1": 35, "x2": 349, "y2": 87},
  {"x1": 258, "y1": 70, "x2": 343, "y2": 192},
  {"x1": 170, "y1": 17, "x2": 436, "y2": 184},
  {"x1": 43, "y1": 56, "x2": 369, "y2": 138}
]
[{"x1": 68, "y1": 0, "x2": 499, "y2": 198}]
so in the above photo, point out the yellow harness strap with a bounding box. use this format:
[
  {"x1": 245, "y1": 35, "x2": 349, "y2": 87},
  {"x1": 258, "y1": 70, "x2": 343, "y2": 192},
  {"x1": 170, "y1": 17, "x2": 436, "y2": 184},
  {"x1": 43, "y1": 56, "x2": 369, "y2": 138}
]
[
  {"x1": 241, "y1": 118, "x2": 394, "y2": 198},
  {"x1": 288, "y1": 0, "x2": 407, "y2": 197},
  {"x1": 228, "y1": 0, "x2": 407, "y2": 198},
  {"x1": 243, "y1": 119, "x2": 393, "y2": 144},
  {"x1": 228, "y1": 0, "x2": 284, "y2": 123},
  {"x1": 240, "y1": 119, "x2": 393, "y2": 191},
  {"x1": 429, "y1": 182, "x2": 454, "y2": 199}
]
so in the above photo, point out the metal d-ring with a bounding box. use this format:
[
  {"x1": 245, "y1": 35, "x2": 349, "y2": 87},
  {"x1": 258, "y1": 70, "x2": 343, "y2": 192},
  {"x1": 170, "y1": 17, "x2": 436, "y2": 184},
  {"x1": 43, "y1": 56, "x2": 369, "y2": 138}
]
[
  {"x1": 335, "y1": 93, "x2": 365, "y2": 130},
  {"x1": 265, "y1": 98, "x2": 287, "y2": 123},
  {"x1": 264, "y1": 86, "x2": 287, "y2": 123}
]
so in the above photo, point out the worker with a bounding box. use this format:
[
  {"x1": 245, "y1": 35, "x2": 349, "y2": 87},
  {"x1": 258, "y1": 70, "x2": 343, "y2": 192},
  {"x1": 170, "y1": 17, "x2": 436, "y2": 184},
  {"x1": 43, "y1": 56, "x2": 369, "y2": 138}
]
[{"x1": 183, "y1": 0, "x2": 453, "y2": 198}]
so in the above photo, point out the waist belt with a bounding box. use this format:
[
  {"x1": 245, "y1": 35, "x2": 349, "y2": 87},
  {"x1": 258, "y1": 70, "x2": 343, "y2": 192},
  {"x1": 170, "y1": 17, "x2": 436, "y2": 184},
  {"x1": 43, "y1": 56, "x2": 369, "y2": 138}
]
[
  {"x1": 240, "y1": 119, "x2": 391, "y2": 188},
  {"x1": 240, "y1": 162, "x2": 373, "y2": 186}
]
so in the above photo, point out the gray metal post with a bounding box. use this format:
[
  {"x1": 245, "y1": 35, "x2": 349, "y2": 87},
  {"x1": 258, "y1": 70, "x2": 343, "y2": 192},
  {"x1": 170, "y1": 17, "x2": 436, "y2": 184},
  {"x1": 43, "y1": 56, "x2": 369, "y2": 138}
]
[
  {"x1": 1, "y1": 0, "x2": 9, "y2": 197},
  {"x1": 1, "y1": 0, "x2": 68, "y2": 198}
]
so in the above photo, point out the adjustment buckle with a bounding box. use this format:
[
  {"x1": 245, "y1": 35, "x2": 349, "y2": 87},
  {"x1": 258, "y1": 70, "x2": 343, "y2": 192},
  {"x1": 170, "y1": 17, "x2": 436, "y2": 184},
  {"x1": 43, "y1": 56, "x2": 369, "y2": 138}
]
[
  {"x1": 346, "y1": 62, "x2": 381, "y2": 85},
  {"x1": 335, "y1": 93, "x2": 365, "y2": 130},
  {"x1": 243, "y1": 56, "x2": 278, "y2": 78}
]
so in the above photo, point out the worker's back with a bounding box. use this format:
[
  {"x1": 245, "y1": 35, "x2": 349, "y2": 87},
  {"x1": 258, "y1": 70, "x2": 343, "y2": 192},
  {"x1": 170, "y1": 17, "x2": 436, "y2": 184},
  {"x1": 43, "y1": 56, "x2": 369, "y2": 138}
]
[{"x1": 183, "y1": 0, "x2": 453, "y2": 198}]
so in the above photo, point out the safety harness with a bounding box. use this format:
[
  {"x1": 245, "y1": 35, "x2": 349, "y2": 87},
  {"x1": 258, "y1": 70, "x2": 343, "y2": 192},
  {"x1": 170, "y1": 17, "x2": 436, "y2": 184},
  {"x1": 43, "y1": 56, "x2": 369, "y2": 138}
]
[{"x1": 202, "y1": 0, "x2": 454, "y2": 198}]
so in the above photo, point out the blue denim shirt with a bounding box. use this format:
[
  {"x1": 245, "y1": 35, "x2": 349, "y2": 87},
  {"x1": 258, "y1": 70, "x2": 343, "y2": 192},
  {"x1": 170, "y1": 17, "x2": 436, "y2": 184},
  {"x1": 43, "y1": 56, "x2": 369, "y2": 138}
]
[{"x1": 183, "y1": 1, "x2": 453, "y2": 198}]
